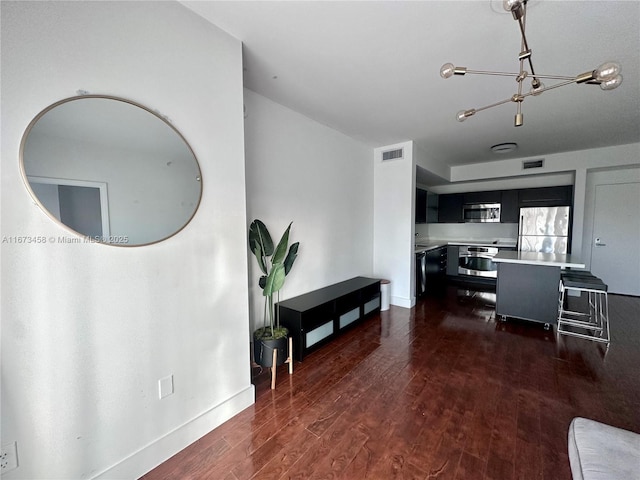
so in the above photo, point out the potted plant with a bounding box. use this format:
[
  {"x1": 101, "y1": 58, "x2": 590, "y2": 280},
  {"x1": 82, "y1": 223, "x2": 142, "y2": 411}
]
[{"x1": 249, "y1": 219, "x2": 299, "y2": 367}]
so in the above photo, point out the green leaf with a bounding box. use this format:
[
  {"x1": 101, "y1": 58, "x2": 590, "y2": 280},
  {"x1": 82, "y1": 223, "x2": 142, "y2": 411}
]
[
  {"x1": 284, "y1": 242, "x2": 299, "y2": 275},
  {"x1": 258, "y1": 275, "x2": 267, "y2": 289},
  {"x1": 263, "y1": 263, "x2": 286, "y2": 296},
  {"x1": 252, "y1": 244, "x2": 267, "y2": 275},
  {"x1": 249, "y1": 220, "x2": 274, "y2": 257},
  {"x1": 272, "y1": 222, "x2": 292, "y2": 265}
]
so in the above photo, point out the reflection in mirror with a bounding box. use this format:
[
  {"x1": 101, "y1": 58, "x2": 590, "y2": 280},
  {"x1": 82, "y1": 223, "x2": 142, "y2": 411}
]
[{"x1": 20, "y1": 95, "x2": 202, "y2": 246}]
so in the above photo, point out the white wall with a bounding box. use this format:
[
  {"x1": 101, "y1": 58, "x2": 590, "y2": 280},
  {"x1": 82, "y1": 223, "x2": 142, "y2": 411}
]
[
  {"x1": 448, "y1": 143, "x2": 639, "y2": 183},
  {"x1": 425, "y1": 172, "x2": 575, "y2": 195},
  {"x1": 373, "y1": 141, "x2": 416, "y2": 308},
  {"x1": 415, "y1": 143, "x2": 450, "y2": 182},
  {"x1": 243, "y1": 89, "x2": 374, "y2": 332},
  {"x1": 1, "y1": 2, "x2": 253, "y2": 479}
]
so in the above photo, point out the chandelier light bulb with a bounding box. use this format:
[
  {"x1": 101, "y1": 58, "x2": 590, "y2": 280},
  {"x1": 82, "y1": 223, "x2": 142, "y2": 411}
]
[
  {"x1": 599, "y1": 74, "x2": 623, "y2": 91},
  {"x1": 440, "y1": 63, "x2": 455, "y2": 79},
  {"x1": 594, "y1": 61, "x2": 621, "y2": 82}
]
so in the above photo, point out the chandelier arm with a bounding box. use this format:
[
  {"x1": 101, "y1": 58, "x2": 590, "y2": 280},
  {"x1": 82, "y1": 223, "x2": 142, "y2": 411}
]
[
  {"x1": 517, "y1": 69, "x2": 524, "y2": 97},
  {"x1": 467, "y1": 78, "x2": 578, "y2": 116},
  {"x1": 463, "y1": 70, "x2": 575, "y2": 81},
  {"x1": 532, "y1": 74, "x2": 578, "y2": 81},
  {"x1": 520, "y1": 78, "x2": 578, "y2": 99},
  {"x1": 517, "y1": 7, "x2": 538, "y2": 80},
  {"x1": 525, "y1": 58, "x2": 538, "y2": 82},
  {"x1": 465, "y1": 69, "x2": 519, "y2": 77},
  {"x1": 472, "y1": 97, "x2": 515, "y2": 114},
  {"x1": 517, "y1": 21, "x2": 526, "y2": 96},
  {"x1": 519, "y1": 2, "x2": 540, "y2": 88},
  {"x1": 518, "y1": 3, "x2": 530, "y2": 52}
]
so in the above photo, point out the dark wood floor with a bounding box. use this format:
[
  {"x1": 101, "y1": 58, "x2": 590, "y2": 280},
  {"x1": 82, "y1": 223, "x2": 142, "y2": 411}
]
[{"x1": 142, "y1": 286, "x2": 640, "y2": 479}]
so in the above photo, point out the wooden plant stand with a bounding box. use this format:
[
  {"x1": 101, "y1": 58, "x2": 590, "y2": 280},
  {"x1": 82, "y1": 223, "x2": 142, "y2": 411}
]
[
  {"x1": 252, "y1": 337, "x2": 294, "y2": 390},
  {"x1": 270, "y1": 337, "x2": 294, "y2": 389}
]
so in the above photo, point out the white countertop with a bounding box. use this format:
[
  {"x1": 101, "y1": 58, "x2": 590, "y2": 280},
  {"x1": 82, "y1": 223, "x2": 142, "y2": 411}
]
[
  {"x1": 492, "y1": 251, "x2": 586, "y2": 268},
  {"x1": 414, "y1": 238, "x2": 517, "y2": 253}
]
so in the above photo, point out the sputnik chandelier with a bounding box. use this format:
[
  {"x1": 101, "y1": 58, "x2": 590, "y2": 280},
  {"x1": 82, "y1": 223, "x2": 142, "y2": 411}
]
[{"x1": 440, "y1": 0, "x2": 623, "y2": 127}]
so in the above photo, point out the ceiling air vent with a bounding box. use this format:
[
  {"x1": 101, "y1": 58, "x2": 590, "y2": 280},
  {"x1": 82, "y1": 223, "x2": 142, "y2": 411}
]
[
  {"x1": 382, "y1": 148, "x2": 404, "y2": 161},
  {"x1": 491, "y1": 142, "x2": 518, "y2": 154},
  {"x1": 522, "y1": 159, "x2": 545, "y2": 170}
]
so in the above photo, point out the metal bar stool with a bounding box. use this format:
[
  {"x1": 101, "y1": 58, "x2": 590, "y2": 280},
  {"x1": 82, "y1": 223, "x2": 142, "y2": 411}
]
[
  {"x1": 557, "y1": 270, "x2": 598, "y2": 317},
  {"x1": 558, "y1": 270, "x2": 598, "y2": 313},
  {"x1": 558, "y1": 271, "x2": 610, "y2": 344}
]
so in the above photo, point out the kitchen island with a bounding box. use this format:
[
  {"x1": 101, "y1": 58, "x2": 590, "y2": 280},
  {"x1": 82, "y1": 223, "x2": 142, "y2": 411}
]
[{"x1": 492, "y1": 251, "x2": 586, "y2": 328}]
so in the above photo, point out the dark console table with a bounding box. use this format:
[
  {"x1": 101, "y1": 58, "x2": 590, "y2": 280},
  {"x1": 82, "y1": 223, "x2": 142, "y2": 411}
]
[{"x1": 277, "y1": 276, "x2": 381, "y2": 361}]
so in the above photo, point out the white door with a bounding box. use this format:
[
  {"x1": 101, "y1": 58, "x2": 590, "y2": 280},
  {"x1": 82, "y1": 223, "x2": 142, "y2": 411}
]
[{"x1": 590, "y1": 182, "x2": 640, "y2": 295}]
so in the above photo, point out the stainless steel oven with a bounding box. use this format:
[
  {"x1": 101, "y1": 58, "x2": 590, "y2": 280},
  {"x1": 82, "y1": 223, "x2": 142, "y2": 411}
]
[
  {"x1": 462, "y1": 203, "x2": 501, "y2": 223},
  {"x1": 458, "y1": 246, "x2": 499, "y2": 278}
]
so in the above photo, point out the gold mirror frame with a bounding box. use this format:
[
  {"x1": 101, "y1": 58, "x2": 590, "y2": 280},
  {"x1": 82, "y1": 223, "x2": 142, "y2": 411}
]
[{"x1": 20, "y1": 95, "x2": 203, "y2": 246}]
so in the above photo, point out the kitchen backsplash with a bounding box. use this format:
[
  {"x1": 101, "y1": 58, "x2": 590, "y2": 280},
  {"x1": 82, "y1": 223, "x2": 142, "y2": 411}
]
[{"x1": 417, "y1": 222, "x2": 518, "y2": 241}]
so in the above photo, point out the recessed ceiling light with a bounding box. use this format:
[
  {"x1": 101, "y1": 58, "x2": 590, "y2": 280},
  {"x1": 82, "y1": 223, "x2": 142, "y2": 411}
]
[{"x1": 491, "y1": 142, "x2": 518, "y2": 154}]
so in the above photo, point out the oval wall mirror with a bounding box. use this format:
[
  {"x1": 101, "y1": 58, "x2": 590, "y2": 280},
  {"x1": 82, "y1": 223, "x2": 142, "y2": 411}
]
[{"x1": 20, "y1": 95, "x2": 202, "y2": 246}]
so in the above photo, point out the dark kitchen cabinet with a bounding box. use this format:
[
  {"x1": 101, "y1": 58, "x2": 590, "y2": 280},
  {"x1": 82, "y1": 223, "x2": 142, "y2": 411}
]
[
  {"x1": 415, "y1": 251, "x2": 426, "y2": 297},
  {"x1": 463, "y1": 190, "x2": 501, "y2": 204},
  {"x1": 427, "y1": 192, "x2": 439, "y2": 223},
  {"x1": 428, "y1": 247, "x2": 447, "y2": 295},
  {"x1": 415, "y1": 188, "x2": 427, "y2": 224},
  {"x1": 438, "y1": 186, "x2": 573, "y2": 223},
  {"x1": 427, "y1": 247, "x2": 447, "y2": 278},
  {"x1": 446, "y1": 246, "x2": 459, "y2": 276},
  {"x1": 438, "y1": 194, "x2": 464, "y2": 223},
  {"x1": 500, "y1": 189, "x2": 519, "y2": 223},
  {"x1": 518, "y1": 185, "x2": 573, "y2": 207},
  {"x1": 417, "y1": 247, "x2": 447, "y2": 297},
  {"x1": 416, "y1": 188, "x2": 439, "y2": 224}
]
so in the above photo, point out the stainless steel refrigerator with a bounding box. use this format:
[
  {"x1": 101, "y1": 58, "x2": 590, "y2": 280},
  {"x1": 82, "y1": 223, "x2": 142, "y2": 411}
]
[{"x1": 518, "y1": 206, "x2": 570, "y2": 254}]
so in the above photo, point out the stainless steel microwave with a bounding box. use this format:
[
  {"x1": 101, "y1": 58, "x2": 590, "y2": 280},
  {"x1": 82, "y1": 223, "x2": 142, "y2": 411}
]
[{"x1": 462, "y1": 203, "x2": 501, "y2": 223}]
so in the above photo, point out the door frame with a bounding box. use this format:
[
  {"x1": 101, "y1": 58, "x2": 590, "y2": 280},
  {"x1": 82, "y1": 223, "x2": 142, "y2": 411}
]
[
  {"x1": 27, "y1": 175, "x2": 111, "y2": 239},
  {"x1": 589, "y1": 180, "x2": 640, "y2": 295}
]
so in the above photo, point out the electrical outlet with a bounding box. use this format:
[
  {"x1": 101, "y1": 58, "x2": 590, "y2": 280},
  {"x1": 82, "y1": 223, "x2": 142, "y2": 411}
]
[
  {"x1": 1, "y1": 441, "x2": 18, "y2": 473},
  {"x1": 158, "y1": 374, "x2": 174, "y2": 399}
]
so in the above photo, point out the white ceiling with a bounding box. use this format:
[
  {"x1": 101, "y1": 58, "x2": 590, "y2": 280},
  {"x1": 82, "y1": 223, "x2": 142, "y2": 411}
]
[{"x1": 181, "y1": 0, "x2": 640, "y2": 183}]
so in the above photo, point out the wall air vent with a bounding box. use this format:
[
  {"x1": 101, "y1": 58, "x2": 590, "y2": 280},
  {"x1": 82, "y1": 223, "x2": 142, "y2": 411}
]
[
  {"x1": 522, "y1": 159, "x2": 545, "y2": 170},
  {"x1": 382, "y1": 148, "x2": 404, "y2": 161}
]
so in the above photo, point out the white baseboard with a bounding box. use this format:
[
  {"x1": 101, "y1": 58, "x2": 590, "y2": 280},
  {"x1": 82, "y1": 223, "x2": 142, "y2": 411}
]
[
  {"x1": 92, "y1": 384, "x2": 255, "y2": 479},
  {"x1": 391, "y1": 295, "x2": 413, "y2": 309}
]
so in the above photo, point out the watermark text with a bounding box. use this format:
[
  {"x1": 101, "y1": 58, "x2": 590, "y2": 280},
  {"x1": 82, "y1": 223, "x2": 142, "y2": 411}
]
[{"x1": 2, "y1": 235, "x2": 130, "y2": 245}]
